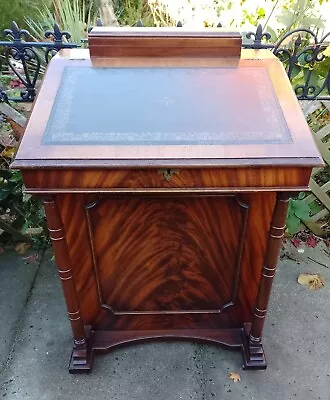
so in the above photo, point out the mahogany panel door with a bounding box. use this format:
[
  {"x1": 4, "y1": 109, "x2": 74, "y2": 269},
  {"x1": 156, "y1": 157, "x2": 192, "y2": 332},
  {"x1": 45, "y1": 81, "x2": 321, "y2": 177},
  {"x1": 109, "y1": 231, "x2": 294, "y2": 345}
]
[{"x1": 81, "y1": 194, "x2": 249, "y2": 330}]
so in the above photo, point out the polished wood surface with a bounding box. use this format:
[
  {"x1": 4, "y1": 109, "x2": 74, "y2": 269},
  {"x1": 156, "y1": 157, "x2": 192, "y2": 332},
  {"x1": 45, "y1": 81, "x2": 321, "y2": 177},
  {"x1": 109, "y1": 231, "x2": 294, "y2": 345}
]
[
  {"x1": 12, "y1": 31, "x2": 323, "y2": 372},
  {"x1": 12, "y1": 51, "x2": 323, "y2": 168},
  {"x1": 88, "y1": 27, "x2": 242, "y2": 58},
  {"x1": 20, "y1": 166, "x2": 313, "y2": 193},
  {"x1": 243, "y1": 192, "x2": 290, "y2": 369},
  {"x1": 86, "y1": 195, "x2": 247, "y2": 313},
  {"x1": 57, "y1": 192, "x2": 274, "y2": 332},
  {"x1": 249, "y1": 192, "x2": 291, "y2": 343},
  {"x1": 52, "y1": 189, "x2": 278, "y2": 372},
  {"x1": 44, "y1": 197, "x2": 93, "y2": 372},
  {"x1": 44, "y1": 197, "x2": 86, "y2": 344}
]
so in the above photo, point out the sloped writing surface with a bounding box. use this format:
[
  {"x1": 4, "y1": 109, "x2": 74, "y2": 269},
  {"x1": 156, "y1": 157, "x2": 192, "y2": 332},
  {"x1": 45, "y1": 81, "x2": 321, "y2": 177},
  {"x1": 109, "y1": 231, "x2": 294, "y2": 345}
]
[{"x1": 42, "y1": 66, "x2": 292, "y2": 146}]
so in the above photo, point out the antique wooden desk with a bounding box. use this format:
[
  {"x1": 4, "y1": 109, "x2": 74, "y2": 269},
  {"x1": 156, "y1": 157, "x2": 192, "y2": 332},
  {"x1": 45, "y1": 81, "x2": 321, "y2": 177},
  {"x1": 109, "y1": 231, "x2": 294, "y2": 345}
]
[{"x1": 12, "y1": 28, "x2": 322, "y2": 373}]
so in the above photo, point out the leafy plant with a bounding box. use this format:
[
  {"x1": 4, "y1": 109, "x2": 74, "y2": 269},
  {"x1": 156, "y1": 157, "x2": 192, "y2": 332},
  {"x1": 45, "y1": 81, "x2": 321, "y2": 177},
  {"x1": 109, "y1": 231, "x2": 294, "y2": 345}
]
[
  {"x1": 0, "y1": 0, "x2": 49, "y2": 38},
  {"x1": 287, "y1": 193, "x2": 311, "y2": 235},
  {"x1": 275, "y1": 0, "x2": 325, "y2": 35},
  {"x1": 25, "y1": 0, "x2": 98, "y2": 45},
  {"x1": 0, "y1": 101, "x2": 47, "y2": 247},
  {"x1": 138, "y1": 0, "x2": 329, "y2": 31},
  {"x1": 277, "y1": 44, "x2": 330, "y2": 99},
  {"x1": 0, "y1": 169, "x2": 48, "y2": 247},
  {"x1": 114, "y1": 0, "x2": 155, "y2": 26},
  {"x1": 148, "y1": 1, "x2": 175, "y2": 27}
]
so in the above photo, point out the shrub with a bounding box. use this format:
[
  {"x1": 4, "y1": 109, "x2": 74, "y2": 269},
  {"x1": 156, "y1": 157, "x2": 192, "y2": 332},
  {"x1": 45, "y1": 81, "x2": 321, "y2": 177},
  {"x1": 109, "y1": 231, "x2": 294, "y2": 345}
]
[{"x1": 0, "y1": 0, "x2": 49, "y2": 37}]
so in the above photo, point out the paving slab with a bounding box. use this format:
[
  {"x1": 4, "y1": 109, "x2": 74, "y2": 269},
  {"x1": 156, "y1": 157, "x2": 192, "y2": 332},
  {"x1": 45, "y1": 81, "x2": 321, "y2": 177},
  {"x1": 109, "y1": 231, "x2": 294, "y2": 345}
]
[
  {"x1": 0, "y1": 250, "x2": 41, "y2": 375},
  {"x1": 0, "y1": 251, "x2": 203, "y2": 400},
  {"x1": 200, "y1": 257, "x2": 330, "y2": 400},
  {"x1": 0, "y1": 246, "x2": 330, "y2": 400}
]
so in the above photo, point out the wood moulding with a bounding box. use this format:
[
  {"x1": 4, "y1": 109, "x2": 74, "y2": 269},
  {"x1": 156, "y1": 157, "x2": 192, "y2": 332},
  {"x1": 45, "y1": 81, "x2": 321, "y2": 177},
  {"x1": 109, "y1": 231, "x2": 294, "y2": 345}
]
[
  {"x1": 84, "y1": 194, "x2": 249, "y2": 316},
  {"x1": 88, "y1": 27, "x2": 242, "y2": 58},
  {"x1": 69, "y1": 325, "x2": 261, "y2": 373}
]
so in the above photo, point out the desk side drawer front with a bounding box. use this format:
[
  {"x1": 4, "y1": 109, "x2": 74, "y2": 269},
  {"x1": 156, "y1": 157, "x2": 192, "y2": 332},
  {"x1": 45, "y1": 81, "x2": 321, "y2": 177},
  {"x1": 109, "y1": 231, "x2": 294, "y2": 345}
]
[{"x1": 22, "y1": 166, "x2": 312, "y2": 192}]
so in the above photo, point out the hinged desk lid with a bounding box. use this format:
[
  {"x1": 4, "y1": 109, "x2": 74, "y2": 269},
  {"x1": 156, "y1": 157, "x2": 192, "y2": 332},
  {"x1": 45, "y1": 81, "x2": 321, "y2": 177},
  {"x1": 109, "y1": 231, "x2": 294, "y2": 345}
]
[{"x1": 12, "y1": 33, "x2": 322, "y2": 169}]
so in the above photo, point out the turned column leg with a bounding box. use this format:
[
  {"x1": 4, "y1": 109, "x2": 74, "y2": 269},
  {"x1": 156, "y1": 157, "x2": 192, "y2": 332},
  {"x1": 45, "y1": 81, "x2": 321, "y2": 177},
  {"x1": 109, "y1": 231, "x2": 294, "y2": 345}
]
[
  {"x1": 242, "y1": 192, "x2": 290, "y2": 369},
  {"x1": 44, "y1": 197, "x2": 93, "y2": 373}
]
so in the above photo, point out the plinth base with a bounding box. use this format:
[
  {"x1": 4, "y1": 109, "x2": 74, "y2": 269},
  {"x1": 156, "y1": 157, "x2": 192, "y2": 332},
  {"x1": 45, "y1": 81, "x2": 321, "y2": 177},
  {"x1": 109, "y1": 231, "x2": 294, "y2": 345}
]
[{"x1": 68, "y1": 325, "x2": 267, "y2": 373}]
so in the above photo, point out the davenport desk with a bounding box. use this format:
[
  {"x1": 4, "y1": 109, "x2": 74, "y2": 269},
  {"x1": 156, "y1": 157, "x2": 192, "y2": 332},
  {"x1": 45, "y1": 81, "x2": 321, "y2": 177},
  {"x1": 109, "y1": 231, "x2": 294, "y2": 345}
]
[{"x1": 12, "y1": 28, "x2": 323, "y2": 373}]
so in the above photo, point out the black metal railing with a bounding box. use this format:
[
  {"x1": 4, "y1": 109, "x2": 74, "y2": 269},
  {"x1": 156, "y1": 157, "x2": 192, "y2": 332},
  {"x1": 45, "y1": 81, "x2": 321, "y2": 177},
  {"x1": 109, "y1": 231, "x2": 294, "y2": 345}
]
[
  {"x1": 0, "y1": 21, "x2": 78, "y2": 102},
  {"x1": 244, "y1": 25, "x2": 330, "y2": 100},
  {"x1": 0, "y1": 20, "x2": 329, "y2": 102}
]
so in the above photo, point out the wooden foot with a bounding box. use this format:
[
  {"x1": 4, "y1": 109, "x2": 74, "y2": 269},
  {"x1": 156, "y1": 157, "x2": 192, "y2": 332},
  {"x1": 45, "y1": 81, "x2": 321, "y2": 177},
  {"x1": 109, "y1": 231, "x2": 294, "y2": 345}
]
[
  {"x1": 69, "y1": 346, "x2": 94, "y2": 374},
  {"x1": 69, "y1": 327, "x2": 94, "y2": 374},
  {"x1": 242, "y1": 324, "x2": 267, "y2": 370}
]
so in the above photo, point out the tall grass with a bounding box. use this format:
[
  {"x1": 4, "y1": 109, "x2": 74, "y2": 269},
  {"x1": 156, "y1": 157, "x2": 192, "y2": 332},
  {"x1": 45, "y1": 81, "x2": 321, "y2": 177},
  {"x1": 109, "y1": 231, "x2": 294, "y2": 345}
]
[
  {"x1": 25, "y1": 0, "x2": 98, "y2": 44},
  {"x1": 0, "y1": 0, "x2": 47, "y2": 37},
  {"x1": 113, "y1": 0, "x2": 173, "y2": 26}
]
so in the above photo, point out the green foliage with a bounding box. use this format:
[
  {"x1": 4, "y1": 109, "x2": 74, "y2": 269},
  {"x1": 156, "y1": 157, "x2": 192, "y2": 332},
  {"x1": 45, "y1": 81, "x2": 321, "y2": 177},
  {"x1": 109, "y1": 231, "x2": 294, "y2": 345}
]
[
  {"x1": 114, "y1": 0, "x2": 156, "y2": 26},
  {"x1": 0, "y1": 0, "x2": 49, "y2": 38},
  {"x1": 128, "y1": 0, "x2": 329, "y2": 32},
  {"x1": 275, "y1": 0, "x2": 325, "y2": 34},
  {"x1": 25, "y1": 0, "x2": 98, "y2": 45},
  {"x1": 0, "y1": 169, "x2": 48, "y2": 247},
  {"x1": 285, "y1": 102, "x2": 330, "y2": 235},
  {"x1": 274, "y1": 43, "x2": 330, "y2": 99},
  {"x1": 308, "y1": 199, "x2": 323, "y2": 215},
  {"x1": 0, "y1": 75, "x2": 12, "y2": 86},
  {"x1": 287, "y1": 193, "x2": 311, "y2": 235},
  {"x1": 0, "y1": 96, "x2": 47, "y2": 246},
  {"x1": 241, "y1": 7, "x2": 266, "y2": 26}
]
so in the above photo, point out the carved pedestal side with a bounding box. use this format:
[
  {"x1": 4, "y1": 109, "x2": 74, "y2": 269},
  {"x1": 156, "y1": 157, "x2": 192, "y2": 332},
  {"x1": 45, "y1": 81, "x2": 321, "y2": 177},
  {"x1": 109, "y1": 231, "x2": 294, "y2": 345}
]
[
  {"x1": 242, "y1": 192, "x2": 290, "y2": 369},
  {"x1": 44, "y1": 197, "x2": 93, "y2": 373}
]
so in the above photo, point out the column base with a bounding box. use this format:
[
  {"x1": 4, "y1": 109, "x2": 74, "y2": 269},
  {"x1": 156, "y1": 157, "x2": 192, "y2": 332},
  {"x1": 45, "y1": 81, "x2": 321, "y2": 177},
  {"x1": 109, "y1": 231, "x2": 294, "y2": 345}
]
[
  {"x1": 69, "y1": 327, "x2": 94, "y2": 374},
  {"x1": 242, "y1": 324, "x2": 267, "y2": 370}
]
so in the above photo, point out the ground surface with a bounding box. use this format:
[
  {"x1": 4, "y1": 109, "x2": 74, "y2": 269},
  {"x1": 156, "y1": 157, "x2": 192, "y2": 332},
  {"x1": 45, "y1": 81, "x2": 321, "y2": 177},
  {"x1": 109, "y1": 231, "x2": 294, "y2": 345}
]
[{"x1": 0, "y1": 242, "x2": 329, "y2": 400}]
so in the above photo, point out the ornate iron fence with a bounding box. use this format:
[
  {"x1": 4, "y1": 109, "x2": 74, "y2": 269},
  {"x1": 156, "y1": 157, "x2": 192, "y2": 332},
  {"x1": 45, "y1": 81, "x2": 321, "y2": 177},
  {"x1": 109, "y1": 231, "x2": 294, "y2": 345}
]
[
  {"x1": 0, "y1": 20, "x2": 329, "y2": 102},
  {"x1": 0, "y1": 22, "x2": 78, "y2": 102},
  {"x1": 244, "y1": 25, "x2": 330, "y2": 101}
]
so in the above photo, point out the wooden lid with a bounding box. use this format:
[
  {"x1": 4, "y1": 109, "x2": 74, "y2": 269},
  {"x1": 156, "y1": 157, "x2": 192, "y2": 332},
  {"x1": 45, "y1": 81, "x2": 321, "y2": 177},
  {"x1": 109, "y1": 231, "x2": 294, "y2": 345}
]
[{"x1": 12, "y1": 48, "x2": 323, "y2": 169}]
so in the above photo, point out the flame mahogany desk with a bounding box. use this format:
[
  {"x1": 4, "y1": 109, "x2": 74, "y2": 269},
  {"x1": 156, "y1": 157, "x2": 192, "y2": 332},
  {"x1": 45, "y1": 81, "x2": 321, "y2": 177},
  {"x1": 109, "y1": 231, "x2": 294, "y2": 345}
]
[{"x1": 12, "y1": 28, "x2": 322, "y2": 373}]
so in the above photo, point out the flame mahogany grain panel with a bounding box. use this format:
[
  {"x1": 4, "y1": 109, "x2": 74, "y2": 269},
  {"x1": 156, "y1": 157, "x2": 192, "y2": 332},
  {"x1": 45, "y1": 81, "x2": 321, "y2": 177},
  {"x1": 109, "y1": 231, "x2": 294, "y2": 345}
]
[
  {"x1": 55, "y1": 191, "x2": 275, "y2": 331},
  {"x1": 86, "y1": 196, "x2": 247, "y2": 312},
  {"x1": 22, "y1": 167, "x2": 312, "y2": 192}
]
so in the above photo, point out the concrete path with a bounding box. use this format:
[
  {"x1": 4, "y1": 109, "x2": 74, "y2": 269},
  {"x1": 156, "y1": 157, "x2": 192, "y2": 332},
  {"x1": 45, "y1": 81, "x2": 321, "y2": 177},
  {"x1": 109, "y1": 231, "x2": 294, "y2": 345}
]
[
  {"x1": 0, "y1": 245, "x2": 329, "y2": 400},
  {"x1": 0, "y1": 250, "x2": 41, "y2": 374}
]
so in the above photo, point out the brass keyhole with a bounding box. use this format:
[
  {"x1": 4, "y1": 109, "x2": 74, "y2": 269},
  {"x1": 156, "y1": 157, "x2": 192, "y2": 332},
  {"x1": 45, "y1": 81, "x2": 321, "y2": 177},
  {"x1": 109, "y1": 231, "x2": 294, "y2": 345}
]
[{"x1": 158, "y1": 168, "x2": 180, "y2": 182}]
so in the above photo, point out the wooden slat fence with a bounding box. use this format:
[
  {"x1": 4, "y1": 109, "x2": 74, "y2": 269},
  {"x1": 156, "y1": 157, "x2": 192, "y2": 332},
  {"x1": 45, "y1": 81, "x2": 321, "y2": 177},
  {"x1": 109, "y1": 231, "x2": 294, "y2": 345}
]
[{"x1": 300, "y1": 101, "x2": 330, "y2": 235}]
